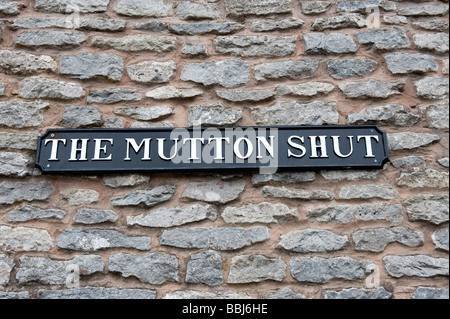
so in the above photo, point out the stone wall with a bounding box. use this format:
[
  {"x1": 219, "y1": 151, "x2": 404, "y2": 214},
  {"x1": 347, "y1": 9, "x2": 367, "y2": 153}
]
[{"x1": 0, "y1": 0, "x2": 449, "y2": 300}]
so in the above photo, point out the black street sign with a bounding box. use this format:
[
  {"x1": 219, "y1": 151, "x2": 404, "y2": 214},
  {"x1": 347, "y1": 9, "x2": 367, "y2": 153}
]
[{"x1": 35, "y1": 125, "x2": 390, "y2": 174}]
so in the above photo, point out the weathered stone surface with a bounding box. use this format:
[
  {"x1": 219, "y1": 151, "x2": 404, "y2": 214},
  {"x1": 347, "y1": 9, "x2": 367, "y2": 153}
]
[
  {"x1": 0, "y1": 254, "x2": 13, "y2": 286},
  {"x1": 182, "y1": 43, "x2": 207, "y2": 56},
  {"x1": 307, "y1": 203, "x2": 404, "y2": 224},
  {"x1": 87, "y1": 88, "x2": 142, "y2": 104},
  {"x1": 339, "y1": 79, "x2": 405, "y2": 99},
  {"x1": 182, "y1": 180, "x2": 245, "y2": 204},
  {"x1": 103, "y1": 175, "x2": 150, "y2": 188},
  {"x1": 78, "y1": 18, "x2": 126, "y2": 32},
  {"x1": 0, "y1": 226, "x2": 54, "y2": 251},
  {"x1": 312, "y1": 14, "x2": 366, "y2": 31},
  {"x1": 438, "y1": 157, "x2": 449, "y2": 168},
  {"x1": 127, "y1": 61, "x2": 176, "y2": 84},
  {"x1": 115, "y1": 106, "x2": 172, "y2": 121},
  {"x1": 225, "y1": 0, "x2": 292, "y2": 16},
  {"x1": 443, "y1": 59, "x2": 449, "y2": 75},
  {"x1": 388, "y1": 132, "x2": 440, "y2": 151},
  {"x1": 412, "y1": 20, "x2": 449, "y2": 32},
  {"x1": 111, "y1": 185, "x2": 176, "y2": 207},
  {"x1": 413, "y1": 33, "x2": 449, "y2": 53},
  {"x1": 275, "y1": 82, "x2": 334, "y2": 97},
  {"x1": 19, "y1": 77, "x2": 85, "y2": 100},
  {"x1": 383, "y1": 255, "x2": 449, "y2": 278},
  {"x1": 383, "y1": 15, "x2": 408, "y2": 25},
  {"x1": 14, "y1": 30, "x2": 86, "y2": 49},
  {"x1": 348, "y1": 104, "x2": 420, "y2": 126},
  {"x1": 415, "y1": 76, "x2": 449, "y2": 99},
  {"x1": 160, "y1": 226, "x2": 269, "y2": 250},
  {"x1": 146, "y1": 86, "x2": 202, "y2": 100},
  {"x1": 352, "y1": 227, "x2": 424, "y2": 252},
  {"x1": 108, "y1": 252, "x2": 179, "y2": 284},
  {"x1": 113, "y1": 0, "x2": 171, "y2": 17},
  {"x1": 217, "y1": 89, "x2": 275, "y2": 102},
  {"x1": 255, "y1": 60, "x2": 318, "y2": 81},
  {"x1": 278, "y1": 229, "x2": 348, "y2": 253},
  {"x1": 35, "y1": 0, "x2": 109, "y2": 13},
  {"x1": 290, "y1": 257, "x2": 373, "y2": 283},
  {"x1": 186, "y1": 250, "x2": 223, "y2": 287},
  {"x1": 0, "y1": 0, "x2": 25, "y2": 15},
  {"x1": 215, "y1": 36, "x2": 296, "y2": 57},
  {"x1": 386, "y1": 53, "x2": 437, "y2": 74},
  {"x1": 61, "y1": 53, "x2": 123, "y2": 82},
  {"x1": 0, "y1": 152, "x2": 33, "y2": 177},
  {"x1": 324, "y1": 288, "x2": 392, "y2": 299},
  {"x1": 10, "y1": 17, "x2": 72, "y2": 29},
  {"x1": 57, "y1": 228, "x2": 151, "y2": 251},
  {"x1": 251, "y1": 18, "x2": 304, "y2": 32},
  {"x1": 0, "y1": 50, "x2": 57, "y2": 75},
  {"x1": 327, "y1": 58, "x2": 378, "y2": 79},
  {"x1": 355, "y1": 27, "x2": 410, "y2": 50},
  {"x1": 73, "y1": 209, "x2": 118, "y2": 225},
  {"x1": 398, "y1": 4, "x2": 449, "y2": 16},
  {"x1": 339, "y1": 184, "x2": 398, "y2": 200},
  {"x1": 265, "y1": 288, "x2": 305, "y2": 299},
  {"x1": 319, "y1": 170, "x2": 382, "y2": 181},
  {"x1": 127, "y1": 204, "x2": 217, "y2": 228},
  {"x1": 261, "y1": 186, "x2": 334, "y2": 201},
  {"x1": 130, "y1": 121, "x2": 174, "y2": 129},
  {"x1": 37, "y1": 287, "x2": 156, "y2": 299},
  {"x1": 433, "y1": 229, "x2": 449, "y2": 252},
  {"x1": 181, "y1": 60, "x2": 249, "y2": 88},
  {"x1": 169, "y1": 22, "x2": 244, "y2": 35},
  {"x1": 60, "y1": 188, "x2": 99, "y2": 206},
  {"x1": 252, "y1": 101, "x2": 338, "y2": 126},
  {"x1": 222, "y1": 202, "x2": 297, "y2": 224},
  {"x1": 0, "y1": 291, "x2": 30, "y2": 299},
  {"x1": 0, "y1": 182, "x2": 53, "y2": 205},
  {"x1": 176, "y1": 1, "x2": 220, "y2": 20},
  {"x1": 163, "y1": 290, "x2": 252, "y2": 299},
  {"x1": 396, "y1": 168, "x2": 449, "y2": 189},
  {"x1": 16, "y1": 255, "x2": 104, "y2": 285},
  {"x1": 336, "y1": 0, "x2": 396, "y2": 13},
  {"x1": 304, "y1": 33, "x2": 357, "y2": 54},
  {"x1": 228, "y1": 255, "x2": 286, "y2": 283},
  {"x1": 391, "y1": 156, "x2": 426, "y2": 168},
  {"x1": 92, "y1": 35, "x2": 177, "y2": 53},
  {"x1": 135, "y1": 21, "x2": 167, "y2": 31},
  {"x1": 300, "y1": 1, "x2": 332, "y2": 15},
  {"x1": 421, "y1": 102, "x2": 449, "y2": 129},
  {"x1": 188, "y1": 103, "x2": 242, "y2": 126},
  {"x1": 59, "y1": 105, "x2": 103, "y2": 128},
  {"x1": 413, "y1": 287, "x2": 449, "y2": 300},
  {"x1": 8, "y1": 205, "x2": 66, "y2": 223},
  {"x1": 404, "y1": 194, "x2": 449, "y2": 225},
  {"x1": 251, "y1": 171, "x2": 316, "y2": 186}
]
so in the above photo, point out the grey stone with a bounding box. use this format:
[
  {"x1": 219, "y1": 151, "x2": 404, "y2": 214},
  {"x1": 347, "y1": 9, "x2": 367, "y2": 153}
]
[
  {"x1": 300, "y1": 1, "x2": 332, "y2": 15},
  {"x1": 127, "y1": 60, "x2": 176, "y2": 84},
  {"x1": 130, "y1": 121, "x2": 174, "y2": 129},
  {"x1": 111, "y1": 185, "x2": 176, "y2": 208},
  {"x1": 134, "y1": 21, "x2": 167, "y2": 32},
  {"x1": 433, "y1": 229, "x2": 449, "y2": 251},
  {"x1": 327, "y1": 58, "x2": 378, "y2": 79},
  {"x1": 108, "y1": 252, "x2": 179, "y2": 284},
  {"x1": 252, "y1": 101, "x2": 339, "y2": 125},
  {"x1": 339, "y1": 184, "x2": 398, "y2": 199},
  {"x1": 8, "y1": 205, "x2": 66, "y2": 222},
  {"x1": 217, "y1": 89, "x2": 275, "y2": 102},
  {"x1": 0, "y1": 226, "x2": 54, "y2": 251},
  {"x1": 228, "y1": 255, "x2": 286, "y2": 283},
  {"x1": 412, "y1": 287, "x2": 449, "y2": 299},
  {"x1": 115, "y1": 106, "x2": 172, "y2": 121},
  {"x1": 0, "y1": 181, "x2": 53, "y2": 205},
  {"x1": 412, "y1": 20, "x2": 449, "y2": 32},
  {"x1": 307, "y1": 203, "x2": 404, "y2": 224},
  {"x1": 103, "y1": 117, "x2": 124, "y2": 128},
  {"x1": 290, "y1": 257, "x2": 373, "y2": 283},
  {"x1": 169, "y1": 22, "x2": 244, "y2": 35},
  {"x1": 56, "y1": 228, "x2": 151, "y2": 251},
  {"x1": 396, "y1": 168, "x2": 449, "y2": 189},
  {"x1": 10, "y1": 17, "x2": 72, "y2": 29},
  {"x1": 176, "y1": 1, "x2": 220, "y2": 20},
  {"x1": 222, "y1": 202, "x2": 297, "y2": 224},
  {"x1": 182, "y1": 43, "x2": 207, "y2": 56},
  {"x1": 188, "y1": 103, "x2": 242, "y2": 126},
  {"x1": 186, "y1": 250, "x2": 223, "y2": 287},
  {"x1": 265, "y1": 288, "x2": 305, "y2": 299},
  {"x1": 0, "y1": 0, "x2": 25, "y2": 15},
  {"x1": 387, "y1": 132, "x2": 440, "y2": 151},
  {"x1": 383, "y1": 15, "x2": 408, "y2": 25},
  {"x1": 352, "y1": 227, "x2": 424, "y2": 252},
  {"x1": 14, "y1": 30, "x2": 86, "y2": 49},
  {"x1": 413, "y1": 33, "x2": 449, "y2": 53},
  {"x1": 415, "y1": 76, "x2": 449, "y2": 99},
  {"x1": 404, "y1": 194, "x2": 449, "y2": 225},
  {"x1": 398, "y1": 4, "x2": 449, "y2": 16},
  {"x1": 215, "y1": 36, "x2": 296, "y2": 57},
  {"x1": 255, "y1": 60, "x2": 318, "y2": 81},
  {"x1": 0, "y1": 291, "x2": 30, "y2": 299},
  {"x1": 127, "y1": 204, "x2": 217, "y2": 228},
  {"x1": 78, "y1": 18, "x2": 126, "y2": 32},
  {"x1": 225, "y1": 0, "x2": 292, "y2": 16},
  {"x1": 146, "y1": 86, "x2": 202, "y2": 100},
  {"x1": 251, "y1": 171, "x2": 316, "y2": 186},
  {"x1": 320, "y1": 170, "x2": 382, "y2": 181},
  {"x1": 73, "y1": 209, "x2": 118, "y2": 225},
  {"x1": 251, "y1": 18, "x2": 304, "y2": 32},
  {"x1": 438, "y1": 157, "x2": 449, "y2": 168},
  {"x1": 391, "y1": 156, "x2": 426, "y2": 168},
  {"x1": 87, "y1": 88, "x2": 142, "y2": 104},
  {"x1": 261, "y1": 186, "x2": 334, "y2": 201},
  {"x1": 0, "y1": 254, "x2": 13, "y2": 285},
  {"x1": 92, "y1": 35, "x2": 177, "y2": 53},
  {"x1": 60, "y1": 188, "x2": 99, "y2": 206},
  {"x1": 278, "y1": 229, "x2": 348, "y2": 253},
  {"x1": 182, "y1": 180, "x2": 245, "y2": 204},
  {"x1": 35, "y1": 0, "x2": 109, "y2": 13},
  {"x1": 312, "y1": 14, "x2": 367, "y2": 31},
  {"x1": 336, "y1": 0, "x2": 396, "y2": 13},
  {"x1": 339, "y1": 79, "x2": 405, "y2": 99},
  {"x1": 304, "y1": 33, "x2": 357, "y2": 54},
  {"x1": 0, "y1": 152, "x2": 33, "y2": 177},
  {"x1": 16, "y1": 255, "x2": 104, "y2": 285},
  {"x1": 19, "y1": 77, "x2": 85, "y2": 100},
  {"x1": 61, "y1": 53, "x2": 124, "y2": 82},
  {"x1": 421, "y1": 102, "x2": 449, "y2": 129},
  {"x1": 355, "y1": 27, "x2": 410, "y2": 50},
  {"x1": 383, "y1": 255, "x2": 449, "y2": 278},
  {"x1": 163, "y1": 290, "x2": 252, "y2": 299},
  {"x1": 324, "y1": 288, "x2": 392, "y2": 299},
  {"x1": 0, "y1": 50, "x2": 57, "y2": 75},
  {"x1": 103, "y1": 175, "x2": 150, "y2": 188},
  {"x1": 275, "y1": 82, "x2": 334, "y2": 97},
  {"x1": 160, "y1": 226, "x2": 270, "y2": 250},
  {"x1": 348, "y1": 104, "x2": 420, "y2": 126},
  {"x1": 113, "y1": 0, "x2": 171, "y2": 17},
  {"x1": 386, "y1": 53, "x2": 437, "y2": 74},
  {"x1": 59, "y1": 105, "x2": 103, "y2": 128},
  {"x1": 38, "y1": 287, "x2": 156, "y2": 299}
]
